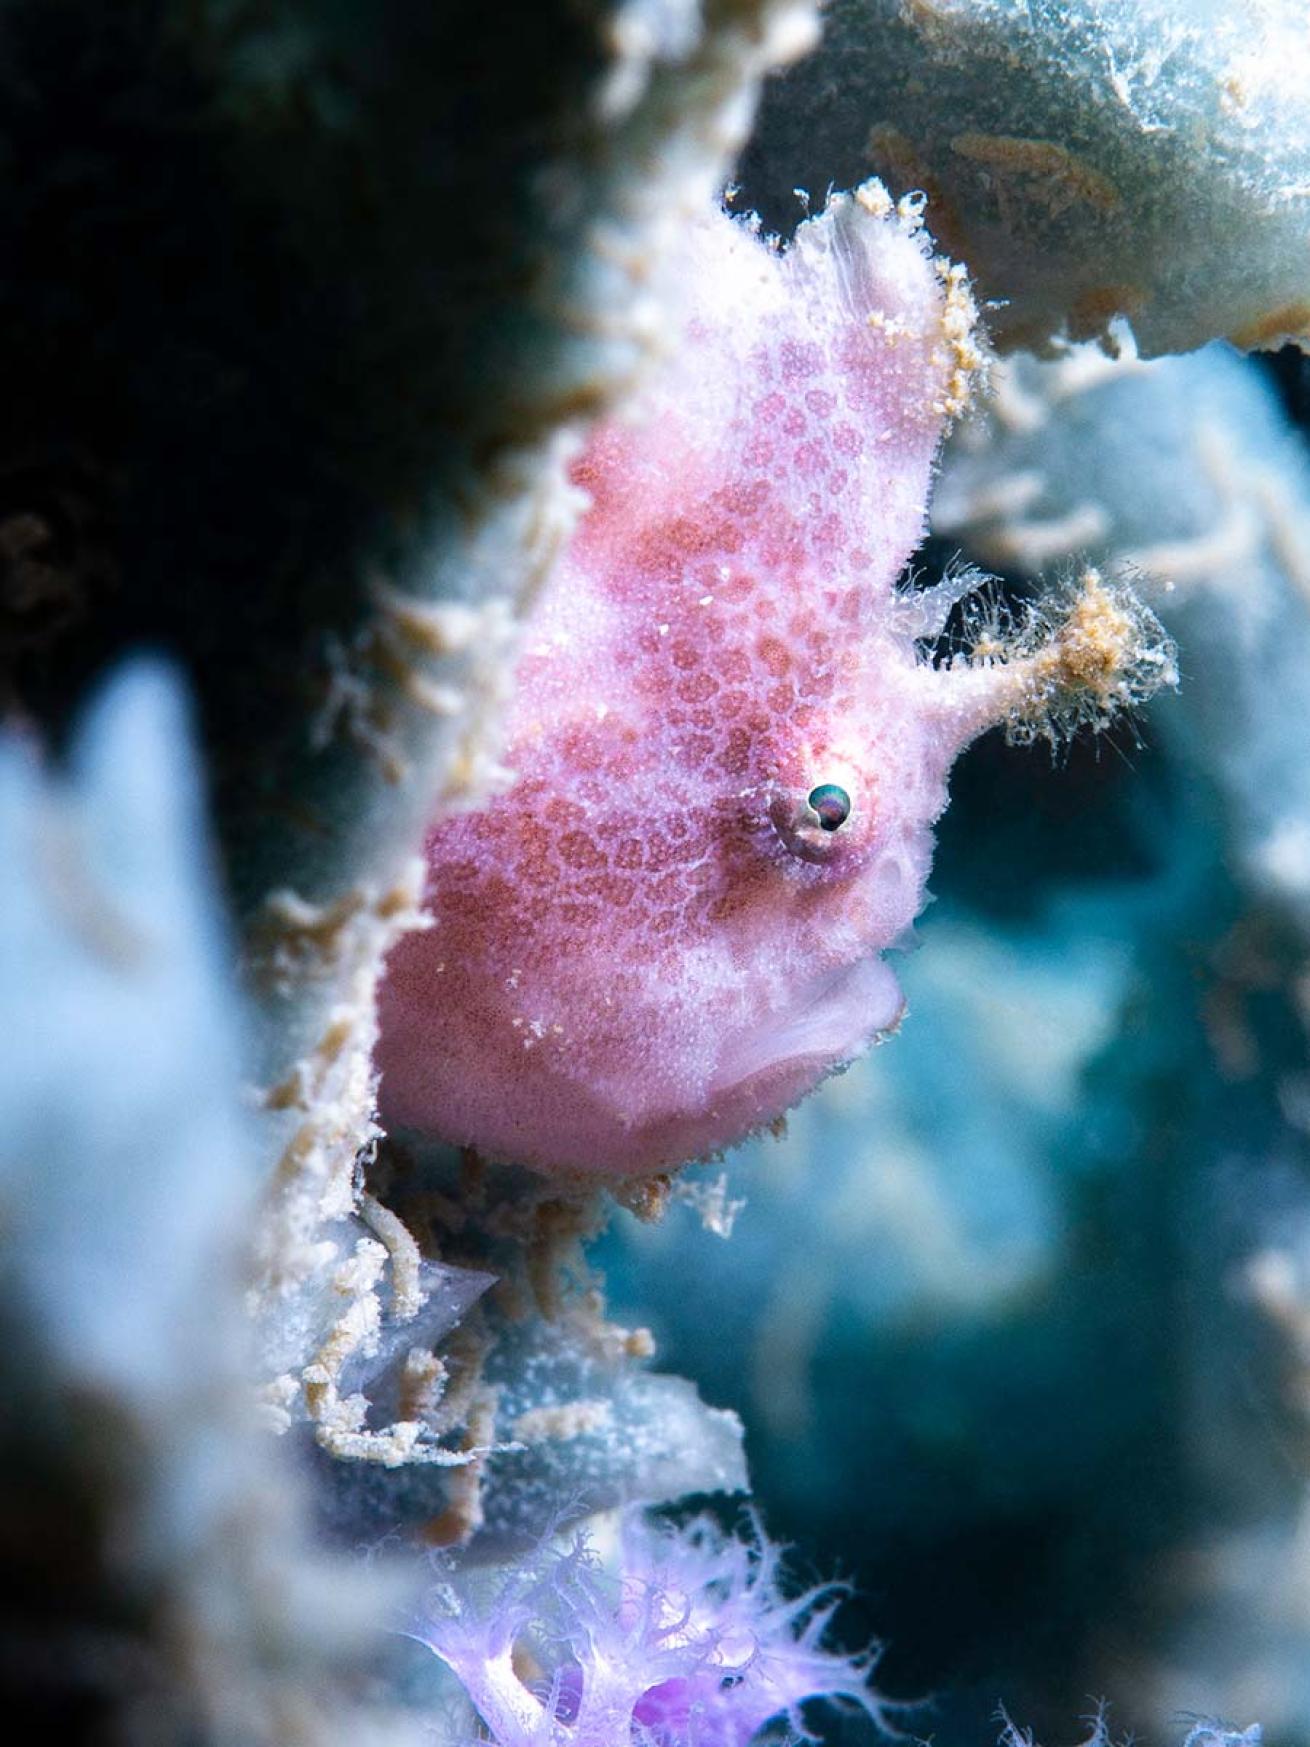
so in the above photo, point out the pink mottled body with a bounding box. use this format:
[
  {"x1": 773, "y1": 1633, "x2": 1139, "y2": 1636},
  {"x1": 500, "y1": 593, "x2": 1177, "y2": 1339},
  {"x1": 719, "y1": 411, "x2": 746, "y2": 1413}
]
[{"x1": 377, "y1": 185, "x2": 984, "y2": 1177}]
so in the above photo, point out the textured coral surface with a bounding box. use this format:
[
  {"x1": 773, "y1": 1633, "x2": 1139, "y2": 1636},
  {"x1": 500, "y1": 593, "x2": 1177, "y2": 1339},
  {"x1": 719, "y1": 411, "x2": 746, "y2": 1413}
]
[
  {"x1": 743, "y1": 0, "x2": 1310, "y2": 357},
  {"x1": 376, "y1": 184, "x2": 986, "y2": 1176}
]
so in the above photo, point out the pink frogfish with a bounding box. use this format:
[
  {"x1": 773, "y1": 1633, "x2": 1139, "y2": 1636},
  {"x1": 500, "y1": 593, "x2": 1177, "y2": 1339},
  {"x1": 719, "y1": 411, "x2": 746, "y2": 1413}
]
[{"x1": 376, "y1": 182, "x2": 1164, "y2": 1179}]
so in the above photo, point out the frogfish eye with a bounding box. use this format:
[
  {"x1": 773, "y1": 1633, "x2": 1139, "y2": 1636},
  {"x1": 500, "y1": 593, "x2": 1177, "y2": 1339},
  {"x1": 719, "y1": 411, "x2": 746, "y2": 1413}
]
[{"x1": 807, "y1": 782, "x2": 851, "y2": 831}]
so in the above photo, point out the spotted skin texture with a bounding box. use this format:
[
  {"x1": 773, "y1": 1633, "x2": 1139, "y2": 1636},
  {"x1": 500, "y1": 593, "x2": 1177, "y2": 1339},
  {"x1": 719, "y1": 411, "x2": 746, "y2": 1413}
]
[{"x1": 377, "y1": 186, "x2": 983, "y2": 1177}]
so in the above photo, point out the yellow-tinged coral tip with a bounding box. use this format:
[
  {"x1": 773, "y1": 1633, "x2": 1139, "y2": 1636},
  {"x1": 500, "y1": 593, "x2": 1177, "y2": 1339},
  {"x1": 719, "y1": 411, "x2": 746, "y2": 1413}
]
[
  {"x1": 925, "y1": 566, "x2": 1178, "y2": 750},
  {"x1": 1006, "y1": 566, "x2": 1179, "y2": 741}
]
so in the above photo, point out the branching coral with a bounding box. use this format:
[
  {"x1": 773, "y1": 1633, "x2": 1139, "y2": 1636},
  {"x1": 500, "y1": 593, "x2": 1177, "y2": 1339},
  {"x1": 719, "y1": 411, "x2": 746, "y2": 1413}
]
[
  {"x1": 929, "y1": 338, "x2": 1310, "y2": 1734},
  {"x1": 933, "y1": 340, "x2": 1310, "y2": 929}
]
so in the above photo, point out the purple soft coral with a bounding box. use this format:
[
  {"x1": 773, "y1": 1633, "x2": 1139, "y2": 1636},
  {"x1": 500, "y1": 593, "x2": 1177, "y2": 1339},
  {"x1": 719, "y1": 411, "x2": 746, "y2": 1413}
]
[{"x1": 414, "y1": 1512, "x2": 893, "y2": 1747}]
